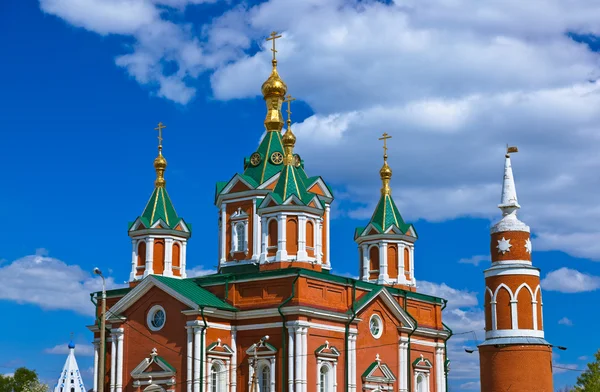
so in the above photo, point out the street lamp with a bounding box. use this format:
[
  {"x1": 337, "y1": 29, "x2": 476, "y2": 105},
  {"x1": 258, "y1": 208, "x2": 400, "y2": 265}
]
[{"x1": 94, "y1": 268, "x2": 106, "y2": 392}]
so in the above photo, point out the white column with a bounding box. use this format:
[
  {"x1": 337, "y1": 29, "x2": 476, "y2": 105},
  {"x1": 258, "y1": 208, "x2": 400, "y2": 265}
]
[
  {"x1": 202, "y1": 328, "x2": 207, "y2": 391},
  {"x1": 252, "y1": 199, "x2": 259, "y2": 260},
  {"x1": 297, "y1": 216, "x2": 308, "y2": 260},
  {"x1": 187, "y1": 327, "x2": 193, "y2": 392},
  {"x1": 164, "y1": 238, "x2": 174, "y2": 277},
  {"x1": 129, "y1": 240, "x2": 137, "y2": 281},
  {"x1": 110, "y1": 335, "x2": 116, "y2": 392},
  {"x1": 260, "y1": 216, "x2": 268, "y2": 263},
  {"x1": 270, "y1": 357, "x2": 276, "y2": 392},
  {"x1": 532, "y1": 300, "x2": 539, "y2": 330},
  {"x1": 93, "y1": 341, "x2": 99, "y2": 392},
  {"x1": 325, "y1": 205, "x2": 331, "y2": 266},
  {"x1": 399, "y1": 341, "x2": 408, "y2": 392},
  {"x1": 361, "y1": 244, "x2": 369, "y2": 281},
  {"x1": 220, "y1": 204, "x2": 227, "y2": 262},
  {"x1": 436, "y1": 347, "x2": 445, "y2": 392},
  {"x1": 194, "y1": 327, "x2": 201, "y2": 392},
  {"x1": 333, "y1": 361, "x2": 338, "y2": 390},
  {"x1": 398, "y1": 243, "x2": 406, "y2": 284},
  {"x1": 144, "y1": 238, "x2": 155, "y2": 277},
  {"x1": 294, "y1": 327, "x2": 302, "y2": 392},
  {"x1": 231, "y1": 327, "x2": 237, "y2": 392},
  {"x1": 378, "y1": 242, "x2": 388, "y2": 283},
  {"x1": 409, "y1": 246, "x2": 415, "y2": 283},
  {"x1": 349, "y1": 334, "x2": 357, "y2": 392},
  {"x1": 288, "y1": 326, "x2": 295, "y2": 392},
  {"x1": 510, "y1": 300, "x2": 519, "y2": 329},
  {"x1": 181, "y1": 241, "x2": 188, "y2": 278},
  {"x1": 301, "y1": 327, "x2": 308, "y2": 392},
  {"x1": 491, "y1": 301, "x2": 498, "y2": 330},
  {"x1": 116, "y1": 330, "x2": 124, "y2": 392},
  {"x1": 315, "y1": 219, "x2": 323, "y2": 264},
  {"x1": 276, "y1": 214, "x2": 288, "y2": 260}
]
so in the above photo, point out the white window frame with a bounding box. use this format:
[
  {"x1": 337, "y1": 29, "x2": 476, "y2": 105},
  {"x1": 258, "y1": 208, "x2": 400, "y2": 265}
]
[
  {"x1": 207, "y1": 360, "x2": 227, "y2": 392},
  {"x1": 369, "y1": 314, "x2": 383, "y2": 339},
  {"x1": 317, "y1": 360, "x2": 335, "y2": 392},
  {"x1": 414, "y1": 371, "x2": 429, "y2": 392},
  {"x1": 230, "y1": 208, "x2": 249, "y2": 255},
  {"x1": 147, "y1": 305, "x2": 166, "y2": 331}
]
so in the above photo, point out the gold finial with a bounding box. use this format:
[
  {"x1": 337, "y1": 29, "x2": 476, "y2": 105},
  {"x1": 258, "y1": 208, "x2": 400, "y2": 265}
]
[
  {"x1": 378, "y1": 133, "x2": 393, "y2": 196},
  {"x1": 506, "y1": 145, "x2": 518, "y2": 158},
  {"x1": 266, "y1": 31, "x2": 282, "y2": 66},
  {"x1": 153, "y1": 122, "x2": 167, "y2": 188},
  {"x1": 282, "y1": 94, "x2": 297, "y2": 165}
]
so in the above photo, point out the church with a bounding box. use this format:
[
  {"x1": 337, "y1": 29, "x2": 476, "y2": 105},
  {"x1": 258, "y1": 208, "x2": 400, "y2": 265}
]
[{"x1": 88, "y1": 33, "x2": 450, "y2": 392}]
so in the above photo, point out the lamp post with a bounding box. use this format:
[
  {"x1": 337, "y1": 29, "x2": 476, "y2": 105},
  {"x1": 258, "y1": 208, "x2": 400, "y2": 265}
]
[
  {"x1": 251, "y1": 335, "x2": 269, "y2": 392},
  {"x1": 94, "y1": 268, "x2": 106, "y2": 392}
]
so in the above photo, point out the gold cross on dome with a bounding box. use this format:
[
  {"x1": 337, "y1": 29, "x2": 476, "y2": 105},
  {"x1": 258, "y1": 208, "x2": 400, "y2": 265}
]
[
  {"x1": 154, "y1": 122, "x2": 166, "y2": 148},
  {"x1": 266, "y1": 31, "x2": 282, "y2": 61},
  {"x1": 284, "y1": 94, "x2": 296, "y2": 123},
  {"x1": 379, "y1": 132, "x2": 392, "y2": 158}
]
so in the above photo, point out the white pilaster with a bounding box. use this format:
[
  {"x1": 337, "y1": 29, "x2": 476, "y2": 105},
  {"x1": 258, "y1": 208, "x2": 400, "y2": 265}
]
[
  {"x1": 231, "y1": 327, "x2": 237, "y2": 392},
  {"x1": 270, "y1": 357, "x2": 276, "y2": 392},
  {"x1": 181, "y1": 241, "x2": 188, "y2": 278},
  {"x1": 301, "y1": 327, "x2": 308, "y2": 392},
  {"x1": 164, "y1": 238, "x2": 174, "y2": 277},
  {"x1": 435, "y1": 347, "x2": 445, "y2": 392},
  {"x1": 187, "y1": 327, "x2": 193, "y2": 392},
  {"x1": 316, "y1": 218, "x2": 323, "y2": 264},
  {"x1": 220, "y1": 204, "x2": 227, "y2": 263},
  {"x1": 130, "y1": 240, "x2": 137, "y2": 281},
  {"x1": 202, "y1": 328, "x2": 207, "y2": 391},
  {"x1": 276, "y1": 214, "x2": 288, "y2": 260},
  {"x1": 399, "y1": 341, "x2": 408, "y2": 392},
  {"x1": 361, "y1": 244, "x2": 369, "y2": 281},
  {"x1": 378, "y1": 242, "x2": 389, "y2": 283},
  {"x1": 193, "y1": 327, "x2": 201, "y2": 392},
  {"x1": 115, "y1": 330, "x2": 124, "y2": 392},
  {"x1": 288, "y1": 326, "x2": 295, "y2": 392},
  {"x1": 260, "y1": 216, "x2": 268, "y2": 263},
  {"x1": 532, "y1": 300, "x2": 538, "y2": 330},
  {"x1": 93, "y1": 341, "x2": 99, "y2": 392},
  {"x1": 294, "y1": 327, "x2": 301, "y2": 392},
  {"x1": 398, "y1": 243, "x2": 406, "y2": 283},
  {"x1": 409, "y1": 245, "x2": 415, "y2": 283},
  {"x1": 144, "y1": 238, "x2": 155, "y2": 277},
  {"x1": 325, "y1": 205, "x2": 331, "y2": 266},
  {"x1": 491, "y1": 301, "x2": 497, "y2": 330},
  {"x1": 110, "y1": 335, "x2": 116, "y2": 392},
  {"x1": 349, "y1": 333, "x2": 357, "y2": 392},
  {"x1": 252, "y1": 199, "x2": 259, "y2": 260},
  {"x1": 297, "y1": 216, "x2": 308, "y2": 260}
]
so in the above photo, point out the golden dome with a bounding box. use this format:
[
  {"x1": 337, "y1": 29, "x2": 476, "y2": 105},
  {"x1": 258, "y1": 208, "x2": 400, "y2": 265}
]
[
  {"x1": 154, "y1": 150, "x2": 167, "y2": 187},
  {"x1": 380, "y1": 161, "x2": 392, "y2": 179},
  {"x1": 261, "y1": 62, "x2": 287, "y2": 98},
  {"x1": 282, "y1": 128, "x2": 296, "y2": 146}
]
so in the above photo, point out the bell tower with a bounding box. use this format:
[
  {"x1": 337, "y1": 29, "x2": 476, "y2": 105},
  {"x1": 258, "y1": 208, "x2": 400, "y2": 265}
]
[
  {"x1": 478, "y1": 147, "x2": 553, "y2": 392},
  {"x1": 354, "y1": 133, "x2": 417, "y2": 288},
  {"x1": 128, "y1": 122, "x2": 191, "y2": 282}
]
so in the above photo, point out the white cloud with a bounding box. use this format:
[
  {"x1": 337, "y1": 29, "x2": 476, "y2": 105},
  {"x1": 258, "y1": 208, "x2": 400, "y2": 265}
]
[
  {"x1": 558, "y1": 317, "x2": 574, "y2": 326},
  {"x1": 579, "y1": 356, "x2": 589, "y2": 361},
  {"x1": 458, "y1": 255, "x2": 489, "y2": 267},
  {"x1": 542, "y1": 267, "x2": 600, "y2": 293},
  {"x1": 0, "y1": 253, "x2": 123, "y2": 316},
  {"x1": 459, "y1": 381, "x2": 480, "y2": 390},
  {"x1": 45, "y1": 343, "x2": 95, "y2": 356},
  {"x1": 186, "y1": 265, "x2": 217, "y2": 277}
]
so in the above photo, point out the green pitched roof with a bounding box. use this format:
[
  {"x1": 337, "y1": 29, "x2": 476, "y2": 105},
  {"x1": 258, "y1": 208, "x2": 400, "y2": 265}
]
[
  {"x1": 361, "y1": 193, "x2": 415, "y2": 237},
  {"x1": 272, "y1": 164, "x2": 312, "y2": 203},
  {"x1": 138, "y1": 187, "x2": 183, "y2": 229},
  {"x1": 153, "y1": 275, "x2": 237, "y2": 311},
  {"x1": 243, "y1": 131, "x2": 285, "y2": 185}
]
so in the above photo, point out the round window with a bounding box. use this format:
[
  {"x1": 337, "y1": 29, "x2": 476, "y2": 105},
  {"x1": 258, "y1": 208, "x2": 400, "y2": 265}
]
[
  {"x1": 369, "y1": 314, "x2": 383, "y2": 339},
  {"x1": 147, "y1": 305, "x2": 166, "y2": 331}
]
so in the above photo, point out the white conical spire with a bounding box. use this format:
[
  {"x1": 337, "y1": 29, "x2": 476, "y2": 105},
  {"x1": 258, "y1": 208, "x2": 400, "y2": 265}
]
[
  {"x1": 498, "y1": 148, "x2": 520, "y2": 216},
  {"x1": 53, "y1": 339, "x2": 86, "y2": 392}
]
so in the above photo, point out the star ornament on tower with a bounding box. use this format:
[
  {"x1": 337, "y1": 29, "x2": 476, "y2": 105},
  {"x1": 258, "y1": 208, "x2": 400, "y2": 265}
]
[
  {"x1": 525, "y1": 238, "x2": 532, "y2": 254},
  {"x1": 497, "y1": 237, "x2": 512, "y2": 254}
]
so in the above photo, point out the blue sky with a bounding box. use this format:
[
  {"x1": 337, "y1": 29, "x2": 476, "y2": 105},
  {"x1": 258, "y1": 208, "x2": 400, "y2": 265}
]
[{"x1": 1, "y1": 0, "x2": 600, "y2": 390}]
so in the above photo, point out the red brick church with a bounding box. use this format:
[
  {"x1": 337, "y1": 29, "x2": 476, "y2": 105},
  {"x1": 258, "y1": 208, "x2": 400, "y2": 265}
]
[{"x1": 88, "y1": 34, "x2": 555, "y2": 392}]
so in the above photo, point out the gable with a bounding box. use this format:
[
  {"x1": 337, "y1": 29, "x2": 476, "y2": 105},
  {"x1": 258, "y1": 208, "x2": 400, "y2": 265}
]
[
  {"x1": 362, "y1": 355, "x2": 396, "y2": 384},
  {"x1": 246, "y1": 342, "x2": 277, "y2": 356},
  {"x1": 131, "y1": 348, "x2": 175, "y2": 380},
  {"x1": 230, "y1": 181, "x2": 252, "y2": 193},
  {"x1": 353, "y1": 288, "x2": 415, "y2": 329},
  {"x1": 308, "y1": 183, "x2": 326, "y2": 196}
]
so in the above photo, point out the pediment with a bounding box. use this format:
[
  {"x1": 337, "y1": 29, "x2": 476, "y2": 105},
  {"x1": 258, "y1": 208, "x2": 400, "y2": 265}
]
[
  {"x1": 413, "y1": 355, "x2": 433, "y2": 370},
  {"x1": 246, "y1": 342, "x2": 277, "y2": 356},
  {"x1": 315, "y1": 341, "x2": 340, "y2": 358},
  {"x1": 207, "y1": 339, "x2": 234, "y2": 357},
  {"x1": 131, "y1": 348, "x2": 175, "y2": 380},
  {"x1": 353, "y1": 288, "x2": 415, "y2": 329},
  {"x1": 219, "y1": 174, "x2": 256, "y2": 196},
  {"x1": 258, "y1": 173, "x2": 280, "y2": 190},
  {"x1": 362, "y1": 355, "x2": 396, "y2": 383},
  {"x1": 306, "y1": 177, "x2": 333, "y2": 200}
]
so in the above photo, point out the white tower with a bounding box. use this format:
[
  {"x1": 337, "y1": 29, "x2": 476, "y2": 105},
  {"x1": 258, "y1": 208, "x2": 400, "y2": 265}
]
[{"x1": 53, "y1": 339, "x2": 86, "y2": 392}]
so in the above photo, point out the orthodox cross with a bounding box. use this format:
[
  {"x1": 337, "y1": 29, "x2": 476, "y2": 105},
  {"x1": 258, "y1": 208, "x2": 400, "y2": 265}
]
[
  {"x1": 266, "y1": 31, "x2": 282, "y2": 61},
  {"x1": 379, "y1": 132, "x2": 392, "y2": 159},
  {"x1": 284, "y1": 94, "x2": 296, "y2": 123},
  {"x1": 154, "y1": 122, "x2": 166, "y2": 148}
]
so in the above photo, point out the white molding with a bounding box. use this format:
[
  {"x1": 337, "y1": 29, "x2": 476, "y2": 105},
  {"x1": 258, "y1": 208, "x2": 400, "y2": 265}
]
[
  {"x1": 485, "y1": 329, "x2": 545, "y2": 339},
  {"x1": 236, "y1": 322, "x2": 283, "y2": 331}
]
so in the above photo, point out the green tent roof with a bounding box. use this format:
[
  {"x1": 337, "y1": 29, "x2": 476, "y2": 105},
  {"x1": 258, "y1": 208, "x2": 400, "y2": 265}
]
[
  {"x1": 358, "y1": 193, "x2": 415, "y2": 237},
  {"x1": 272, "y1": 164, "x2": 312, "y2": 203},
  {"x1": 243, "y1": 131, "x2": 286, "y2": 185}
]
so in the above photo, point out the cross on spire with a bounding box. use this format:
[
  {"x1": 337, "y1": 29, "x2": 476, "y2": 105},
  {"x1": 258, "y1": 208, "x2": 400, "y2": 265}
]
[
  {"x1": 154, "y1": 122, "x2": 166, "y2": 150},
  {"x1": 266, "y1": 31, "x2": 282, "y2": 62},
  {"x1": 284, "y1": 94, "x2": 296, "y2": 124},
  {"x1": 379, "y1": 132, "x2": 392, "y2": 160}
]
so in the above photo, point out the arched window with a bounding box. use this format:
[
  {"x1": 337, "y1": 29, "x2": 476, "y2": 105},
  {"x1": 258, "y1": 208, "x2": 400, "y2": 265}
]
[
  {"x1": 172, "y1": 242, "x2": 181, "y2": 269},
  {"x1": 268, "y1": 219, "x2": 278, "y2": 256},
  {"x1": 211, "y1": 362, "x2": 224, "y2": 392},
  {"x1": 137, "y1": 241, "x2": 146, "y2": 267},
  {"x1": 153, "y1": 239, "x2": 165, "y2": 274},
  {"x1": 236, "y1": 223, "x2": 245, "y2": 251},
  {"x1": 369, "y1": 246, "x2": 379, "y2": 280},
  {"x1": 259, "y1": 364, "x2": 270, "y2": 392},
  {"x1": 319, "y1": 364, "x2": 332, "y2": 392}
]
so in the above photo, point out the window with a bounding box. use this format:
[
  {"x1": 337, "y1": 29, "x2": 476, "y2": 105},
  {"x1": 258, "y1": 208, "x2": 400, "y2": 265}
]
[
  {"x1": 369, "y1": 314, "x2": 383, "y2": 339},
  {"x1": 416, "y1": 374, "x2": 426, "y2": 392},
  {"x1": 209, "y1": 362, "x2": 226, "y2": 392},
  {"x1": 259, "y1": 365, "x2": 270, "y2": 392},
  {"x1": 319, "y1": 365, "x2": 332, "y2": 392},
  {"x1": 236, "y1": 223, "x2": 245, "y2": 251},
  {"x1": 147, "y1": 305, "x2": 166, "y2": 331}
]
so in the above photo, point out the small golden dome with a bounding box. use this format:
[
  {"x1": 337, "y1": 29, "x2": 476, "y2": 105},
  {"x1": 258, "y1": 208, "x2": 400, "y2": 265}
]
[
  {"x1": 282, "y1": 128, "x2": 296, "y2": 146},
  {"x1": 154, "y1": 150, "x2": 167, "y2": 188},
  {"x1": 261, "y1": 63, "x2": 287, "y2": 98},
  {"x1": 154, "y1": 153, "x2": 167, "y2": 170},
  {"x1": 380, "y1": 161, "x2": 392, "y2": 179}
]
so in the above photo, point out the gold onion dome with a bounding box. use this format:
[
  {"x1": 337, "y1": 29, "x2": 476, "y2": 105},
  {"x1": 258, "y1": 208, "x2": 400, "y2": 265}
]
[
  {"x1": 380, "y1": 161, "x2": 392, "y2": 180},
  {"x1": 154, "y1": 149, "x2": 167, "y2": 187},
  {"x1": 261, "y1": 62, "x2": 287, "y2": 98}
]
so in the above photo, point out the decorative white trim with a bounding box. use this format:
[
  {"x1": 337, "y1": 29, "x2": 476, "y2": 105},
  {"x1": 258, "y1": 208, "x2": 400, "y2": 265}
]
[
  {"x1": 369, "y1": 314, "x2": 384, "y2": 339},
  {"x1": 147, "y1": 305, "x2": 166, "y2": 331},
  {"x1": 485, "y1": 329, "x2": 545, "y2": 339}
]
